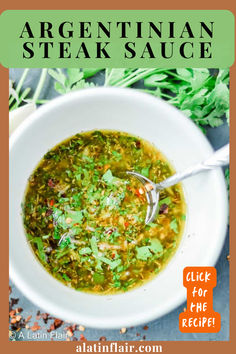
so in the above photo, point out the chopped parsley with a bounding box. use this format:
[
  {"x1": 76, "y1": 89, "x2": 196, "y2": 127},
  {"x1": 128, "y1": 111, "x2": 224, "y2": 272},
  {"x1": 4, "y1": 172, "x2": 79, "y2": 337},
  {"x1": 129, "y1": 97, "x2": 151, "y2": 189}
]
[{"x1": 24, "y1": 131, "x2": 185, "y2": 294}]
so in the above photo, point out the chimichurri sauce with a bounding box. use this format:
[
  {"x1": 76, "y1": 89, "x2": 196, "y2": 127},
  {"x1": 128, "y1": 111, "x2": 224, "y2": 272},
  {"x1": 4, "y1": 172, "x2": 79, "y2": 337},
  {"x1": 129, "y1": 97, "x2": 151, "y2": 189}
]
[{"x1": 23, "y1": 130, "x2": 185, "y2": 294}]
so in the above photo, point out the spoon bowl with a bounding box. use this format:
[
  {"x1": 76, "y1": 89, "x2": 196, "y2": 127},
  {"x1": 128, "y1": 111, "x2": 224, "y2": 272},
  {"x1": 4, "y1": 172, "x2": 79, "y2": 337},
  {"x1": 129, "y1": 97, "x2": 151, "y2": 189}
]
[
  {"x1": 127, "y1": 143, "x2": 229, "y2": 224},
  {"x1": 126, "y1": 171, "x2": 160, "y2": 224}
]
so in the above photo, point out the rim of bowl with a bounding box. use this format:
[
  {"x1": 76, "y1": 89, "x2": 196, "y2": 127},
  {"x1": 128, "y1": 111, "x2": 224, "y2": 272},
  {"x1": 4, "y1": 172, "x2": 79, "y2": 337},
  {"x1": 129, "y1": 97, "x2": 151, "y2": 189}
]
[{"x1": 9, "y1": 87, "x2": 228, "y2": 329}]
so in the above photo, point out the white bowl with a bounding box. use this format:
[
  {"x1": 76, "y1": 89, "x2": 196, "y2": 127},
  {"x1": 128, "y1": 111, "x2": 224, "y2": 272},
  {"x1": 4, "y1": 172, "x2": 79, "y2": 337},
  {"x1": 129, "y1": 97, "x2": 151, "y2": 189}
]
[{"x1": 9, "y1": 87, "x2": 228, "y2": 329}]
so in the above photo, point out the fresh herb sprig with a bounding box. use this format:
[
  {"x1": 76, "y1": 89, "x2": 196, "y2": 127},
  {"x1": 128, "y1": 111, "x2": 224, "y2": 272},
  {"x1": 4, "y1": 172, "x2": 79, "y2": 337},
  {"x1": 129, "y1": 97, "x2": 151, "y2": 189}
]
[
  {"x1": 48, "y1": 67, "x2": 229, "y2": 131},
  {"x1": 10, "y1": 68, "x2": 229, "y2": 132},
  {"x1": 9, "y1": 69, "x2": 48, "y2": 111},
  {"x1": 47, "y1": 68, "x2": 100, "y2": 94}
]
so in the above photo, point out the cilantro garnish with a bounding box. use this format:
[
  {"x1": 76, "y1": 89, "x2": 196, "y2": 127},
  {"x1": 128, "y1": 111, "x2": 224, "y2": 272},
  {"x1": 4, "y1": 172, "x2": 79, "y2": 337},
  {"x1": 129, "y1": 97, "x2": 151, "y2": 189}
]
[
  {"x1": 90, "y1": 236, "x2": 122, "y2": 270},
  {"x1": 170, "y1": 218, "x2": 179, "y2": 234},
  {"x1": 79, "y1": 247, "x2": 92, "y2": 255},
  {"x1": 31, "y1": 237, "x2": 47, "y2": 263},
  {"x1": 141, "y1": 166, "x2": 150, "y2": 178},
  {"x1": 136, "y1": 239, "x2": 163, "y2": 260},
  {"x1": 99, "y1": 257, "x2": 121, "y2": 270},
  {"x1": 66, "y1": 210, "x2": 83, "y2": 224},
  {"x1": 136, "y1": 246, "x2": 152, "y2": 261},
  {"x1": 62, "y1": 273, "x2": 71, "y2": 282},
  {"x1": 90, "y1": 236, "x2": 99, "y2": 257},
  {"x1": 112, "y1": 151, "x2": 122, "y2": 161},
  {"x1": 102, "y1": 169, "x2": 114, "y2": 184},
  {"x1": 159, "y1": 197, "x2": 171, "y2": 206},
  {"x1": 23, "y1": 129, "x2": 187, "y2": 294}
]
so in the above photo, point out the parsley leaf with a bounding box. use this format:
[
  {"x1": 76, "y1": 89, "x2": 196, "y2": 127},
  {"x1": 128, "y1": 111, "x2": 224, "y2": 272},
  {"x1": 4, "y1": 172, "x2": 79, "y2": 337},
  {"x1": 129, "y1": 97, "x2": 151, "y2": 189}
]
[
  {"x1": 141, "y1": 166, "x2": 150, "y2": 178},
  {"x1": 112, "y1": 151, "x2": 122, "y2": 161},
  {"x1": 149, "y1": 239, "x2": 163, "y2": 256},
  {"x1": 170, "y1": 218, "x2": 179, "y2": 234},
  {"x1": 62, "y1": 273, "x2": 71, "y2": 282},
  {"x1": 90, "y1": 236, "x2": 103, "y2": 271},
  {"x1": 90, "y1": 236, "x2": 99, "y2": 257},
  {"x1": 66, "y1": 210, "x2": 84, "y2": 224},
  {"x1": 93, "y1": 272, "x2": 105, "y2": 284},
  {"x1": 159, "y1": 197, "x2": 171, "y2": 206},
  {"x1": 102, "y1": 169, "x2": 114, "y2": 184},
  {"x1": 79, "y1": 247, "x2": 92, "y2": 255},
  {"x1": 136, "y1": 246, "x2": 152, "y2": 261},
  {"x1": 99, "y1": 257, "x2": 121, "y2": 270},
  {"x1": 11, "y1": 68, "x2": 229, "y2": 132},
  {"x1": 136, "y1": 239, "x2": 163, "y2": 260},
  {"x1": 31, "y1": 237, "x2": 46, "y2": 263}
]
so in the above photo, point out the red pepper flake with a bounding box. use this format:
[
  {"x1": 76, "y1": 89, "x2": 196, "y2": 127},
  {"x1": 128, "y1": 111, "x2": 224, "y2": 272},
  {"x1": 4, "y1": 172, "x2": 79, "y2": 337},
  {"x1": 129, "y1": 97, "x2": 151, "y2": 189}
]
[
  {"x1": 72, "y1": 324, "x2": 77, "y2": 331},
  {"x1": 47, "y1": 323, "x2": 55, "y2": 333},
  {"x1": 143, "y1": 325, "x2": 149, "y2": 330},
  {"x1": 25, "y1": 315, "x2": 32, "y2": 323},
  {"x1": 54, "y1": 318, "x2": 63, "y2": 329},
  {"x1": 80, "y1": 334, "x2": 87, "y2": 341},
  {"x1": 9, "y1": 310, "x2": 16, "y2": 318},
  {"x1": 48, "y1": 179, "x2": 55, "y2": 188},
  {"x1": 65, "y1": 324, "x2": 77, "y2": 338},
  {"x1": 31, "y1": 322, "x2": 41, "y2": 332},
  {"x1": 9, "y1": 298, "x2": 19, "y2": 309},
  {"x1": 134, "y1": 188, "x2": 145, "y2": 200},
  {"x1": 67, "y1": 329, "x2": 73, "y2": 337},
  {"x1": 124, "y1": 221, "x2": 129, "y2": 228},
  {"x1": 41, "y1": 313, "x2": 50, "y2": 324},
  {"x1": 99, "y1": 336, "x2": 107, "y2": 341},
  {"x1": 49, "y1": 199, "x2": 55, "y2": 207},
  {"x1": 15, "y1": 307, "x2": 23, "y2": 314},
  {"x1": 136, "y1": 333, "x2": 141, "y2": 336},
  {"x1": 135, "y1": 140, "x2": 141, "y2": 149}
]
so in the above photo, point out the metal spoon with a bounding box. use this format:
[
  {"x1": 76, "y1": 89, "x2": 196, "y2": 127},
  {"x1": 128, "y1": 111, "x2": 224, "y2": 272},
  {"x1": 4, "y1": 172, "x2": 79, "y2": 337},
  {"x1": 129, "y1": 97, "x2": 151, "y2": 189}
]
[{"x1": 127, "y1": 144, "x2": 229, "y2": 224}]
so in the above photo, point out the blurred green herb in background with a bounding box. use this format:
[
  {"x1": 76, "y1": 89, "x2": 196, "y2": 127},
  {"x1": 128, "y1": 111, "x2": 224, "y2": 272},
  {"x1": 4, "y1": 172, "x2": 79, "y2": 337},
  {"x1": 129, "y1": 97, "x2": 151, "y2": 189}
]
[
  {"x1": 9, "y1": 68, "x2": 229, "y2": 131},
  {"x1": 225, "y1": 167, "x2": 230, "y2": 195}
]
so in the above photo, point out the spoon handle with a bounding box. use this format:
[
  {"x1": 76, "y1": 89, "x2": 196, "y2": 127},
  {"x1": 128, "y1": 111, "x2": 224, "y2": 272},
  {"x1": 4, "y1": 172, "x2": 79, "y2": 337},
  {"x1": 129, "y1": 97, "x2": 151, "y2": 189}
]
[{"x1": 156, "y1": 144, "x2": 229, "y2": 190}]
